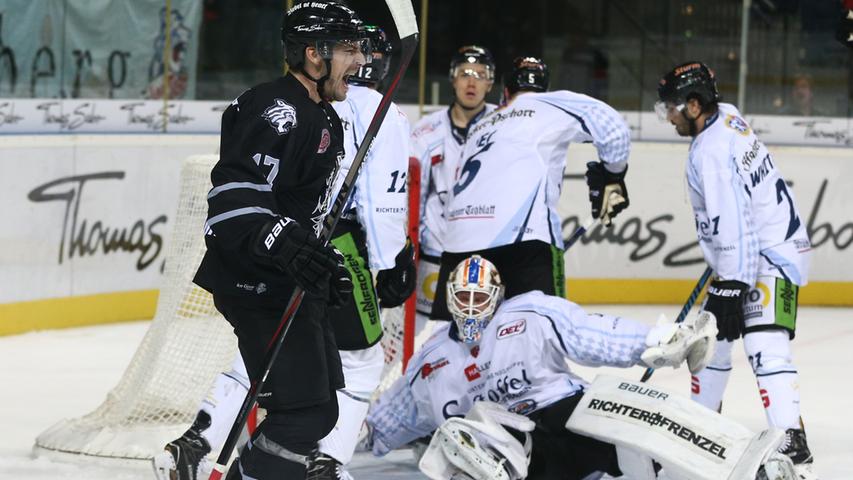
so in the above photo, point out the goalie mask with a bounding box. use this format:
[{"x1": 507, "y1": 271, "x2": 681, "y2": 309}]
[{"x1": 447, "y1": 256, "x2": 505, "y2": 344}]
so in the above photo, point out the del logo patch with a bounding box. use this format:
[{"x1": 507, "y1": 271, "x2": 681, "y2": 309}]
[
  {"x1": 262, "y1": 99, "x2": 298, "y2": 135},
  {"x1": 497, "y1": 319, "x2": 526, "y2": 339}
]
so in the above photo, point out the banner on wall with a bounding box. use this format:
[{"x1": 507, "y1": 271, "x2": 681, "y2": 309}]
[{"x1": 0, "y1": 0, "x2": 202, "y2": 100}]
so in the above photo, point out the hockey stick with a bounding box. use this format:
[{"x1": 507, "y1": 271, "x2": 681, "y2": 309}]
[
  {"x1": 208, "y1": 3, "x2": 418, "y2": 479},
  {"x1": 639, "y1": 265, "x2": 714, "y2": 383},
  {"x1": 564, "y1": 191, "x2": 624, "y2": 251}
]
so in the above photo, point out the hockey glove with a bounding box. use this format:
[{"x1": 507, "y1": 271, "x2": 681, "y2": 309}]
[
  {"x1": 253, "y1": 217, "x2": 351, "y2": 302},
  {"x1": 375, "y1": 238, "x2": 416, "y2": 308},
  {"x1": 703, "y1": 279, "x2": 749, "y2": 342},
  {"x1": 328, "y1": 247, "x2": 354, "y2": 308},
  {"x1": 585, "y1": 161, "x2": 629, "y2": 226}
]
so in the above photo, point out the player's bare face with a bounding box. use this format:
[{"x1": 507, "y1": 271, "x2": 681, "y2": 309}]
[
  {"x1": 663, "y1": 103, "x2": 692, "y2": 137},
  {"x1": 452, "y1": 64, "x2": 493, "y2": 110},
  {"x1": 325, "y1": 41, "x2": 367, "y2": 101}
]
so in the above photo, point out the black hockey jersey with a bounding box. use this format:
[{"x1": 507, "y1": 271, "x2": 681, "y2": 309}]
[{"x1": 194, "y1": 73, "x2": 346, "y2": 304}]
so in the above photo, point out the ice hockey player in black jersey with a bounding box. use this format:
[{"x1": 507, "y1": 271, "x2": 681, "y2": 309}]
[{"x1": 189, "y1": 2, "x2": 370, "y2": 479}]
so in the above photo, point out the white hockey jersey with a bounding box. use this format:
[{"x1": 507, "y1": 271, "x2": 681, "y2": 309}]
[
  {"x1": 366, "y1": 290, "x2": 650, "y2": 455},
  {"x1": 409, "y1": 105, "x2": 495, "y2": 257},
  {"x1": 443, "y1": 91, "x2": 631, "y2": 253},
  {"x1": 333, "y1": 85, "x2": 410, "y2": 269},
  {"x1": 686, "y1": 103, "x2": 811, "y2": 286}
]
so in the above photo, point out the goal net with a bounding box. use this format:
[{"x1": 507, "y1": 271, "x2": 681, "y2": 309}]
[{"x1": 34, "y1": 154, "x2": 425, "y2": 460}]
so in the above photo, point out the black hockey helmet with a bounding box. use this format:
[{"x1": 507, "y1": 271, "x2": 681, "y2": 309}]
[
  {"x1": 282, "y1": 1, "x2": 369, "y2": 72},
  {"x1": 350, "y1": 25, "x2": 393, "y2": 86},
  {"x1": 503, "y1": 56, "x2": 550, "y2": 95},
  {"x1": 657, "y1": 61, "x2": 720, "y2": 111},
  {"x1": 448, "y1": 45, "x2": 495, "y2": 82}
]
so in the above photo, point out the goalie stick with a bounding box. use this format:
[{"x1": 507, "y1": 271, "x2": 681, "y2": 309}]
[
  {"x1": 639, "y1": 265, "x2": 713, "y2": 382},
  {"x1": 207, "y1": 2, "x2": 419, "y2": 478}
]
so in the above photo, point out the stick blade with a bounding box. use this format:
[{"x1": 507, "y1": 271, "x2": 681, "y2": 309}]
[{"x1": 385, "y1": 0, "x2": 418, "y2": 39}]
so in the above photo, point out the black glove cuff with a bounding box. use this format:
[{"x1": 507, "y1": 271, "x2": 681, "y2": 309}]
[{"x1": 707, "y1": 279, "x2": 749, "y2": 299}]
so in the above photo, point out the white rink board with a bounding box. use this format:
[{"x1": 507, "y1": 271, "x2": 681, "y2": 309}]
[
  {"x1": 557, "y1": 142, "x2": 853, "y2": 282},
  {"x1": 0, "y1": 127, "x2": 851, "y2": 332},
  {"x1": 0, "y1": 135, "x2": 217, "y2": 305}
]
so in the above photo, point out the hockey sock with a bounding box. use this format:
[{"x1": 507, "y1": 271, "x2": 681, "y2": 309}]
[
  {"x1": 318, "y1": 392, "x2": 370, "y2": 464},
  {"x1": 200, "y1": 355, "x2": 250, "y2": 450},
  {"x1": 319, "y1": 345, "x2": 383, "y2": 464},
  {"x1": 691, "y1": 339, "x2": 733, "y2": 412},
  {"x1": 744, "y1": 331, "x2": 801, "y2": 429}
]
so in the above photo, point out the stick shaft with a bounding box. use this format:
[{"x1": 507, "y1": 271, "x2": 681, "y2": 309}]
[{"x1": 639, "y1": 266, "x2": 713, "y2": 383}]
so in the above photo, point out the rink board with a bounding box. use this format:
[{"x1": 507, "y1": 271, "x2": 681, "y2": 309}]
[{"x1": 1, "y1": 132, "x2": 851, "y2": 335}]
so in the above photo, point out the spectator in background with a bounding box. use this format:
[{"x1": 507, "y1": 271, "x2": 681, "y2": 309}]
[{"x1": 780, "y1": 73, "x2": 826, "y2": 116}]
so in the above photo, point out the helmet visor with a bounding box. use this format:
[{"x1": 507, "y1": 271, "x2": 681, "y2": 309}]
[{"x1": 654, "y1": 100, "x2": 684, "y2": 122}]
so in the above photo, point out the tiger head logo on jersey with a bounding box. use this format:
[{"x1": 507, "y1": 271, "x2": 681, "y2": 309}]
[{"x1": 262, "y1": 99, "x2": 298, "y2": 135}]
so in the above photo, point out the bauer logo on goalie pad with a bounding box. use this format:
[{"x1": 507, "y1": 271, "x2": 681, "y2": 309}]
[
  {"x1": 262, "y1": 99, "x2": 298, "y2": 135},
  {"x1": 497, "y1": 319, "x2": 526, "y2": 339}
]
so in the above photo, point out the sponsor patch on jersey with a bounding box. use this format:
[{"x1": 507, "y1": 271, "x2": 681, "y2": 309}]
[
  {"x1": 420, "y1": 358, "x2": 449, "y2": 379},
  {"x1": 508, "y1": 399, "x2": 538, "y2": 415},
  {"x1": 725, "y1": 114, "x2": 750, "y2": 136},
  {"x1": 497, "y1": 319, "x2": 526, "y2": 339},
  {"x1": 317, "y1": 128, "x2": 331, "y2": 153},
  {"x1": 262, "y1": 99, "x2": 298, "y2": 135},
  {"x1": 464, "y1": 364, "x2": 481, "y2": 382}
]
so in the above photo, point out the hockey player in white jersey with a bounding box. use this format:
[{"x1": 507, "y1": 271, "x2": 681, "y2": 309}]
[
  {"x1": 656, "y1": 61, "x2": 815, "y2": 479},
  {"x1": 153, "y1": 25, "x2": 412, "y2": 480},
  {"x1": 410, "y1": 45, "x2": 497, "y2": 329},
  {"x1": 430, "y1": 56, "x2": 631, "y2": 321},
  {"x1": 366, "y1": 256, "x2": 798, "y2": 480}
]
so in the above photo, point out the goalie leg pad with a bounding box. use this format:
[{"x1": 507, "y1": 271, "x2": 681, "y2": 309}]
[
  {"x1": 566, "y1": 375, "x2": 788, "y2": 480},
  {"x1": 419, "y1": 402, "x2": 534, "y2": 480}
]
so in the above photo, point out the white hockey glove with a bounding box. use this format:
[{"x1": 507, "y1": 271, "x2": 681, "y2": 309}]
[
  {"x1": 640, "y1": 311, "x2": 717, "y2": 374},
  {"x1": 419, "y1": 402, "x2": 534, "y2": 480}
]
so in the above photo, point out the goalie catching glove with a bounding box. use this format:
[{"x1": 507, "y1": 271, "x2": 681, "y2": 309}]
[
  {"x1": 375, "y1": 238, "x2": 416, "y2": 308},
  {"x1": 641, "y1": 311, "x2": 717, "y2": 374},
  {"x1": 585, "y1": 161, "x2": 629, "y2": 226},
  {"x1": 253, "y1": 217, "x2": 353, "y2": 307}
]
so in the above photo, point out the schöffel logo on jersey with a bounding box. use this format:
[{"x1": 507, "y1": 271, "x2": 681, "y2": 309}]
[
  {"x1": 317, "y1": 128, "x2": 331, "y2": 153},
  {"x1": 464, "y1": 364, "x2": 481, "y2": 382},
  {"x1": 420, "y1": 358, "x2": 449, "y2": 379},
  {"x1": 497, "y1": 319, "x2": 526, "y2": 339},
  {"x1": 262, "y1": 99, "x2": 298, "y2": 135}
]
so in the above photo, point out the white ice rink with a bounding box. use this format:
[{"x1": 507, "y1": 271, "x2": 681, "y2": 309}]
[{"x1": 1, "y1": 305, "x2": 851, "y2": 479}]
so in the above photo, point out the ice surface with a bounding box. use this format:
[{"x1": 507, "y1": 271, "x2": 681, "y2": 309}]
[{"x1": 1, "y1": 305, "x2": 850, "y2": 479}]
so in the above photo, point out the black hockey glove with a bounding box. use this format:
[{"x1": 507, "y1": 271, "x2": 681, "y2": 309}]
[
  {"x1": 253, "y1": 217, "x2": 352, "y2": 303},
  {"x1": 585, "y1": 161, "x2": 629, "y2": 226},
  {"x1": 327, "y1": 247, "x2": 354, "y2": 308},
  {"x1": 703, "y1": 279, "x2": 749, "y2": 342},
  {"x1": 375, "y1": 238, "x2": 416, "y2": 308}
]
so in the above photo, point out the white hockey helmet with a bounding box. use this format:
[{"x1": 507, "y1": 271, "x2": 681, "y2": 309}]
[{"x1": 447, "y1": 255, "x2": 505, "y2": 344}]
